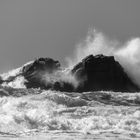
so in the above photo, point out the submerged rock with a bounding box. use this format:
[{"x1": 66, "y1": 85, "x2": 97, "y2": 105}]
[{"x1": 71, "y1": 54, "x2": 139, "y2": 92}]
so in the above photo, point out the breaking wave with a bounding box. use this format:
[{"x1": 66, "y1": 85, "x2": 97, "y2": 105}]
[
  {"x1": 0, "y1": 89, "x2": 140, "y2": 139},
  {"x1": 67, "y1": 29, "x2": 140, "y2": 87}
]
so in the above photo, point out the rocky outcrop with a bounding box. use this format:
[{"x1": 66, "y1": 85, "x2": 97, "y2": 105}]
[
  {"x1": 22, "y1": 58, "x2": 61, "y2": 75},
  {"x1": 0, "y1": 55, "x2": 139, "y2": 92},
  {"x1": 22, "y1": 57, "x2": 61, "y2": 89},
  {"x1": 71, "y1": 54, "x2": 140, "y2": 92}
]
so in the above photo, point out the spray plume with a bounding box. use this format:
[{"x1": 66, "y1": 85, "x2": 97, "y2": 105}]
[{"x1": 66, "y1": 29, "x2": 140, "y2": 87}]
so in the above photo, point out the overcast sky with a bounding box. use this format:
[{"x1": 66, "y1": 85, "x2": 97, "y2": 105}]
[{"x1": 0, "y1": 0, "x2": 140, "y2": 72}]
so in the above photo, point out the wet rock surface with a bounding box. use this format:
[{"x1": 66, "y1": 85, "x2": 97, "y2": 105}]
[
  {"x1": 22, "y1": 57, "x2": 61, "y2": 89},
  {"x1": 71, "y1": 54, "x2": 140, "y2": 92},
  {"x1": 0, "y1": 55, "x2": 139, "y2": 92}
]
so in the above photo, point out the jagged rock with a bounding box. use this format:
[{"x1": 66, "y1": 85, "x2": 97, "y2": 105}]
[
  {"x1": 22, "y1": 57, "x2": 61, "y2": 75},
  {"x1": 22, "y1": 57, "x2": 61, "y2": 89},
  {"x1": 0, "y1": 55, "x2": 139, "y2": 92},
  {"x1": 71, "y1": 54, "x2": 140, "y2": 92}
]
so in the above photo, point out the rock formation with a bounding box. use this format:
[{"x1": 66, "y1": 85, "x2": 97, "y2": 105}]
[
  {"x1": 22, "y1": 57, "x2": 61, "y2": 89},
  {"x1": 71, "y1": 54, "x2": 139, "y2": 92},
  {"x1": 0, "y1": 55, "x2": 139, "y2": 92}
]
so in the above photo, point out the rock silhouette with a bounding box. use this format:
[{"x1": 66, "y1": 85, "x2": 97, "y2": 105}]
[
  {"x1": 71, "y1": 54, "x2": 139, "y2": 92},
  {"x1": 1, "y1": 55, "x2": 139, "y2": 92},
  {"x1": 22, "y1": 57, "x2": 61, "y2": 89}
]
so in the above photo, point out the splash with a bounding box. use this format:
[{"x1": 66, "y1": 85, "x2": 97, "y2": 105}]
[
  {"x1": 115, "y1": 39, "x2": 140, "y2": 86},
  {"x1": 42, "y1": 69, "x2": 79, "y2": 90},
  {"x1": 67, "y1": 29, "x2": 140, "y2": 87}
]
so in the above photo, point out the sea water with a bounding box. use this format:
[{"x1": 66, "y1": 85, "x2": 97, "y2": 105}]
[{"x1": 0, "y1": 90, "x2": 140, "y2": 139}]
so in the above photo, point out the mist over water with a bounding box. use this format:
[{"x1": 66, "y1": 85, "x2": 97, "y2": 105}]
[
  {"x1": 67, "y1": 29, "x2": 140, "y2": 87},
  {"x1": 42, "y1": 70, "x2": 79, "y2": 89}
]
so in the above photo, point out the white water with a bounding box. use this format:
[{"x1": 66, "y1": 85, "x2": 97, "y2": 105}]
[
  {"x1": 0, "y1": 90, "x2": 140, "y2": 139},
  {"x1": 67, "y1": 29, "x2": 140, "y2": 87}
]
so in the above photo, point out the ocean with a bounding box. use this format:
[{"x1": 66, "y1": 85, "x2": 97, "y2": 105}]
[{"x1": 0, "y1": 89, "x2": 140, "y2": 140}]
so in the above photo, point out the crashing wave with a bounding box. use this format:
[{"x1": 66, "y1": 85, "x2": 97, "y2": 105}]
[{"x1": 0, "y1": 55, "x2": 139, "y2": 92}]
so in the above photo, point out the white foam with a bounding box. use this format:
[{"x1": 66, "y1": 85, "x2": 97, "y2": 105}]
[{"x1": 67, "y1": 29, "x2": 140, "y2": 87}]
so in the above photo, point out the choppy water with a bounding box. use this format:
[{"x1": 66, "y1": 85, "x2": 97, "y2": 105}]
[{"x1": 0, "y1": 90, "x2": 140, "y2": 139}]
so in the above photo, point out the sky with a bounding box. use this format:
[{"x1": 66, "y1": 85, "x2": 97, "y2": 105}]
[{"x1": 0, "y1": 0, "x2": 140, "y2": 72}]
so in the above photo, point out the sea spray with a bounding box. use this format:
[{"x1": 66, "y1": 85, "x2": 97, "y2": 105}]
[{"x1": 67, "y1": 29, "x2": 140, "y2": 87}]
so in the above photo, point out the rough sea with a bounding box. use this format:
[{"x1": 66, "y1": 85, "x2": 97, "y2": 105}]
[
  {"x1": 1, "y1": 31, "x2": 140, "y2": 140},
  {"x1": 0, "y1": 89, "x2": 140, "y2": 140}
]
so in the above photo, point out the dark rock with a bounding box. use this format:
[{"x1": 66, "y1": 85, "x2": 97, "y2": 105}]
[
  {"x1": 1, "y1": 55, "x2": 139, "y2": 92},
  {"x1": 22, "y1": 57, "x2": 61, "y2": 75},
  {"x1": 22, "y1": 57, "x2": 61, "y2": 89},
  {"x1": 0, "y1": 76, "x2": 3, "y2": 84},
  {"x1": 71, "y1": 54, "x2": 140, "y2": 92}
]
